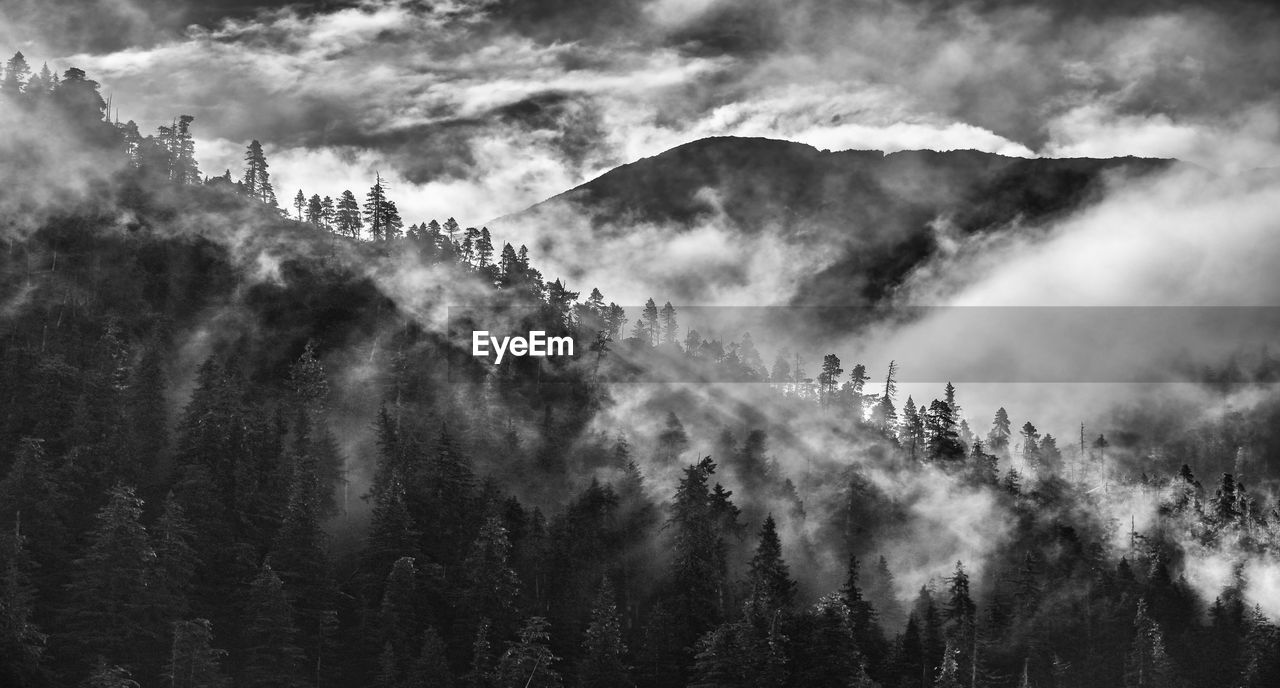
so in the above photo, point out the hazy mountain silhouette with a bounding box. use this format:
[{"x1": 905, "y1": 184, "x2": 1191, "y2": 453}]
[{"x1": 500, "y1": 136, "x2": 1175, "y2": 309}]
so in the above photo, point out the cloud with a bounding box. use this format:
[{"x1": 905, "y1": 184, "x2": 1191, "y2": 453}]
[{"x1": 4, "y1": 0, "x2": 1264, "y2": 229}]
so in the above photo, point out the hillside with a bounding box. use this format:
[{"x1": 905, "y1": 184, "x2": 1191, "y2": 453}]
[{"x1": 501, "y1": 137, "x2": 1174, "y2": 308}]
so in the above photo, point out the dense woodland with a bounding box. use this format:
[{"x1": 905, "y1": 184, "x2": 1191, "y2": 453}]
[{"x1": 6, "y1": 52, "x2": 1280, "y2": 688}]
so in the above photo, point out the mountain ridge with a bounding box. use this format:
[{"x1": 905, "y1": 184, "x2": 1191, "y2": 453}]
[{"x1": 495, "y1": 135, "x2": 1178, "y2": 309}]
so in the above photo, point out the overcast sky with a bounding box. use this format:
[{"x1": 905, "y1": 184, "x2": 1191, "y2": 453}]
[{"x1": 3, "y1": 0, "x2": 1278, "y2": 224}]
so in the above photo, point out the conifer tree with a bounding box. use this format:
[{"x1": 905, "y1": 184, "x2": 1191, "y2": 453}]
[
  {"x1": 747, "y1": 515, "x2": 796, "y2": 612},
  {"x1": 82, "y1": 657, "x2": 140, "y2": 688},
  {"x1": 462, "y1": 517, "x2": 521, "y2": 634},
  {"x1": 383, "y1": 200, "x2": 403, "y2": 240},
  {"x1": 901, "y1": 397, "x2": 924, "y2": 460},
  {"x1": 25, "y1": 61, "x2": 54, "y2": 99},
  {"x1": 476, "y1": 228, "x2": 495, "y2": 272},
  {"x1": 1124, "y1": 599, "x2": 1173, "y2": 688},
  {"x1": 988, "y1": 408, "x2": 1012, "y2": 454},
  {"x1": 242, "y1": 141, "x2": 276, "y2": 206},
  {"x1": 165, "y1": 116, "x2": 200, "y2": 185},
  {"x1": 841, "y1": 554, "x2": 886, "y2": 672},
  {"x1": 934, "y1": 642, "x2": 961, "y2": 688},
  {"x1": 335, "y1": 190, "x2": 363, "y2": 239},
  {"x1": 925, "y1": 400, "x2": 964, "y2": 463},
  {"x1": 818, "y1": 354, "x2": 843, "y2": 408},
  {"x1": 668, "y1": 458, "x2": 733, "y2": 651},
  {"x1": 242, "y1": 564, "x2": 304, "y2": 688},
  {"x1": 642, "y1": 299, "x2": 660, "y2": 346},
  {"x1": 655, "y1": 412, "x2": 690, "y2": 466},
  {"x1": 495, "y1": 617, "x2": 563, "y2": 688},
  {"x1": 872, "y1": 361, "x2": 899, "y2": 435},
  {"x1": 466, "y1": 619, "x2": 496, "y2": 688},
  {"x1": 1240, "y1": 604, "x2": 1280, "y2": 688},
  {"x1": 409, "y1": 627, "x2": 454, "y2": 687},
  {"x1": 365, "y1": 175, "x2": 389, "y2": 241},
  {"x1": 320, "y1": 196, "x2": 335, "y2": 229},
  {"x1": 53, "y1": 67, "x2": 109, "y2": 135},
  {"x1": 2, "y1": 52, "x2": 31, "y2": 95},
  {"x1": 770, "y1": 352, "x2": 792, "y2": 383},
  {"x1": 165, "y1": 619, "x2": 228, "y2": 688},
  {"x1": 305, "y1": 194, "x2": 323, "y2": 226},
  {"x1": 944, "y1": 562, "x2": 976, "y2": 679},
  {"x1": 578, "y1": 581, "x2": 631, "y2": 688},
  {"x1": 379, "y1": 556, "x2": 420, "y2": 666},
  {"x1": 0, "y1": 517, "x2": 45, "y2": 686},
  {"x1": 659, "y1": 302, "x2": 678, "y2": 346},
  {"x1": 63, "y1": 486, "x2": 155, "y2": 672},
  {"x1": 0, "y1": 438, "x2": 68, "y2": 570},
  {"x1": 150, "y1": 492, "x2": 198, "y2": 625},
  {"x1": 967, "y1": 440, "x2": 999, "y2": 485}
]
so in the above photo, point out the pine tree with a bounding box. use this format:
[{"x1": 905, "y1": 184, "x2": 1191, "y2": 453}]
[
  {"x1": 1240, "y1": 605, "x2": 1280, "y2": 688},
  {"x1": 335, "y1": 190, "x2": 363, "y2": 239},
  {"x1": 365, "y1": 175, "x2": 389, "y2": 241},
  {"x1": 53, "y1": 67, "x2": 109, "y2": 134},
  {"x1": 242, "y1": 141, "x2": 276, "y2": 206},
  {"x1": 0, "y1": 516, "x2": 45, "y2": 686},
  {"x1": 901, "y1": 397, "x2": 924, "y2": 460},
  {"x1": 818, "y1": 354, "x2": 843, "y2": 408},
  {"x1": 409, "y1": 627, "x2": 454, "y2": 687},
  {"x1": 770, "y1": 352, "x2": 792, "y2": 383},
  {"x1": 988, "y1": 408, "x2": 1012, "y2": 454},
  {"x1": 466, "y1": 619, "x2": 496, "y2": 688},
  {"x1": 841, "y1": 554, "x2": 886, "y2": 673},
  {"x1": 242, "y1": 564, "x2": 304, "y2": 688},
  {"x1": 934, "y1": 642, "x2": 961, "y2": 688},
  {"x1": 498, "y1": 243, "x2": 519, "y2": 283},
  {"x1": 0, "y1": 438, "x2": 68, "y2": 571},
  {"x1": 873, "y1": 361, "x2": 899, "y2": 435},
  {"x1": 320, "y1": 196, "x2": 335, "y2": 230},
  {"x1": 578, "y1": 581, "x2": 631, "y2": 688},
  {"x1": 476, "y1": 227, "x2": 495, "y2": 272},
  {"x1": 306, "y1": 194, "x2": 323, "y2": 226},
  {"x1": 925, "y1": 400, "x2": 964, "y2": 463},
  {"x1": 943, "y1": 383, "x2": 960, "y2": 419},
  {"x1": 293, "y1": 190, "x2": 306, "y2": 221},
  {"x1": 967, "y1": 440, "x2": 999, "y2": 486},
  {"x1": 379, "y1": 556, "x2": 420, "y2": 665},
  {"x1": 655, "y1": 412, "x2": 690, "y2": 466},
  {"x1": 82, "y1": 657, "x2": 140, "y2": 688},
  {"x1": 668, "y1": 458, "x2": 733, "y2": 651},
  {"x1": 495, "y1": 617, "x2": 563, "y2": 688},
  {"x1": 2, "y1": 52, "x2": 31, "y2": 95},
  {"x1": 791, "y1": 594, "x2": 866, "y2": 688},
  {"x1": 374, "y1": 642, "x2": 400, "y2": 688},
  {"x1": 642, "y1": 299, "x2": 660, "y2": 346},
  {"x1": 150, "y1": 492, "x2": 198, "y2": 625},
  {"x1": 1020, "y1": 422, "x2": 1041, "y2": 473},
  {"x1": 63, "y1": 485, "x2": 156, "y2": 671},
  {"x1": 462, "y1": 517, "x2": 521, "y2": 633},
  {"x1": 747, "y1": 515, "x2": 796, "y2": 612},
  {"x1": 383, "y1": 200, "x2": 404, "y2": 240},
  {"x1": 170, "y1": 116, "x2": 200, "y2": 185},
  {"x1": 165, "y1": 619, "x2": 228, "y2": 688},
  {"x1": 1124, "y1": 599, "x2": 1174, "y2": 688},
  {"x1": 659, "y1": 302, "x2": 678, "y2": 346},
  {"x1": 944, "y1": 562, "x2": 976, "y2": 672}
]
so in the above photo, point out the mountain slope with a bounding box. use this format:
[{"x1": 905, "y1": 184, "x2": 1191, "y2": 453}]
[{"x1": 499, "y1": 136, "x2": 1175, "y2": 308}]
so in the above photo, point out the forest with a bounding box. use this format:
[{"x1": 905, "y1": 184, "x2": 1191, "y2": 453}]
[{"x1": 5, "y1": 51, "x2": 1280, "y2": 688}]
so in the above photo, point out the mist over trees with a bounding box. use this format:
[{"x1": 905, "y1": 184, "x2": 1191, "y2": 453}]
[{"x1": 6, "y1": 52, "x2": 1280, "y2": 688}]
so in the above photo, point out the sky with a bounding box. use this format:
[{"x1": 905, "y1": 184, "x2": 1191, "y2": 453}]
[{"x1": 3, "y1": 0, "x2": 1279, "y2": 226}]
